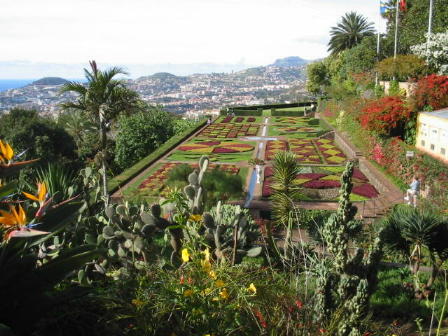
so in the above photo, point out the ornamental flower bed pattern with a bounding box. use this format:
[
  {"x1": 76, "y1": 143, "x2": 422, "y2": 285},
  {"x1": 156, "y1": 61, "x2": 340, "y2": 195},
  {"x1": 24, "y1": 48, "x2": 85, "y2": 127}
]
[
  {"x1": 199, "y1": 123, "x2": 259, "y2": 138},
  {"x1": 262, "y1": 166, "x2": 379, "y2": 200},
  {"x1": 178, "y1": 140, "x2": 254, "y2": 154},
  {"x1": 272, "y1": 117, "x2": 317, "y2": 125},
  {"x1": 139, "y1": 162, "x2": 240, "y2": 191},
  {"x1": 264, "y1": 139, "x2": 346, "y2": 165},
  {"x1": 221, "y1": 116, "x2": 257, "y2": 123}
]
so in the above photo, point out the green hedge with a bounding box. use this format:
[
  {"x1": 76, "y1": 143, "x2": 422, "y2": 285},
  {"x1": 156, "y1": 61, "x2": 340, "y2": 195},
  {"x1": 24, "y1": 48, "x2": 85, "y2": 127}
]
[
  {"x1": 108, "y1": 120, "x2": 207, "y2": 193},
  {"x1": 222, "y1": 102, "x2": 317, "y2": 115},
  {"x1": 271, "y1": 110, "x2": 305, "y2": 116},
  {"x1": 228, "y1": 109, "x2": 263, "y2": 116}
]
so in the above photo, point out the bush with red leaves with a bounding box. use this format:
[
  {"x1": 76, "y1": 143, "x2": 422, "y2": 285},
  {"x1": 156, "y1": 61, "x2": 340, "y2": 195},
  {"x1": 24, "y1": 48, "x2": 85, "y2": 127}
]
[
  {"x1": 359, "y1": 96, "x2": 410, "y2": 137},
  {"x1": 412, "y1": 74, "x2": 448, "y2": 111}
]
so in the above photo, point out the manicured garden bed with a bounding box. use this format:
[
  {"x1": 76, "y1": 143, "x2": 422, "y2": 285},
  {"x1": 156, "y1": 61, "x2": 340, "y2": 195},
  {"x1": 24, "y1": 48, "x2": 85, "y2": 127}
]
[
  {"x1": 167, "y1": 139, "x2": 256, "y2": 162},
  {"x1": 262, "y1": 165, "x2": 379, "y2": 201},
  {"x1": 123, "y1": 161, "x2": 246, "y2": 202},
  {"x1": 265, "y1": 138, "x2": 347, "y2": 165},
  {"x1": 198, "y1": 123, "x2": 260, "y2": 138},
  {"x1": 216, "y1": 116, "x2": 263, "y2": 124}
]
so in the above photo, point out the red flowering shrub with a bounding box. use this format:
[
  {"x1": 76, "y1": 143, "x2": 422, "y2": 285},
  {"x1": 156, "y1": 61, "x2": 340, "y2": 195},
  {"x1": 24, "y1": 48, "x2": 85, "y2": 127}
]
[
  {"x1": 303, "y1": 180, "x2": 341, "y2": 189},
  {"x1": 412, "y1": 74, "x2": 448, "y2": 111},
  {"x1": 359, "y1": 96, "x2": 410, "y2": 137}
]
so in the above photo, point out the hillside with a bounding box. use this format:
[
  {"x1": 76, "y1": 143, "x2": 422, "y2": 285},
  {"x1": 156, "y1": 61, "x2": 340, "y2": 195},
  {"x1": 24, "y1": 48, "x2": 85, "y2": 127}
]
[{"x1": 31, "y1": 77, "x2": 69, "y2": 86}]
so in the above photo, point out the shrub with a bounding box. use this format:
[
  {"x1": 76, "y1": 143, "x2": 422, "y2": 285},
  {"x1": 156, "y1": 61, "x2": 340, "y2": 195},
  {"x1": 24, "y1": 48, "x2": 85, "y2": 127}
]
[
  {"x1": 411, "y1": 74, "x2": 448, "y2": 111},
  {"x1": 376, "y1": 55, "x2": 427, "y2": 81},
  {"x1": 359, "y1": 96, "x2": 411, "y2": 137}
]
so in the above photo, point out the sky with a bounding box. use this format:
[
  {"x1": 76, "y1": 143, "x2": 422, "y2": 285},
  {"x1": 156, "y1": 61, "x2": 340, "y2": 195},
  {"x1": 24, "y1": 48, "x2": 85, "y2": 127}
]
[{"x1": 0, "y1": 0, "x2": 384, "y2": 78}]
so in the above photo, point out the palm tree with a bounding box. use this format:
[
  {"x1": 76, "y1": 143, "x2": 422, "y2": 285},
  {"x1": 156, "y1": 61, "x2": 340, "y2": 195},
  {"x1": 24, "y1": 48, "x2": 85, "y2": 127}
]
[
  {"x1": 270, "y1": 151, "x2": 302, "y2": 261},
  {"x1": 60, "y1": 61, "x2": 140, "y2": 204},
  {"x1": 328, "y1": 12, "x2": 375, "y2": 54},
  {"x1": 382, "y1": 206, "x2": 448, "y2": 293}
]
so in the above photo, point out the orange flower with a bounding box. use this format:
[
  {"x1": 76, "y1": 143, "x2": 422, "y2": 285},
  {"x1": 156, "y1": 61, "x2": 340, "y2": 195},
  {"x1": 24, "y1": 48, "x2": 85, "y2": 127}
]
[
  {"x1": 0, "y1": 204, "x2": 27, "y2": 228},
  {"x1": 0, "y1": 139, "x2": 14, "y2": 163},
  {"x1": 23, "y1": 182, "x2": 47, "y2": 205}
]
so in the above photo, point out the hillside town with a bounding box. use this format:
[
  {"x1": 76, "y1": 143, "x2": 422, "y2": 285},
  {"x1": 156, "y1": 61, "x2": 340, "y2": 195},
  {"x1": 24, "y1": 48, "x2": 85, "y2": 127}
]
[{"x1": 0, "y1": 63, "x2": 309, "y2": 118}]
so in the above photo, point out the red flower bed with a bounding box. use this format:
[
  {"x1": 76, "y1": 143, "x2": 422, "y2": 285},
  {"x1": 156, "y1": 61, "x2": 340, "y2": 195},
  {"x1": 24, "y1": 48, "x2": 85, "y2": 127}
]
[
  {"x1": 264, "y1": 167, "x2": 273, "y2": 177},
  {"x1": 352, "y1": 169, "x2": 368, "y2": 182},
  {"x1": 412, "y1": 74, "x2": 448, "y2": 111},
  {"x1": 359, "y1": 96, "x2": 410, "y2": 136},
  {"x1": 212, "y1": 147, "x2": 238, "y2": 153},
  {"x1": 222, "y1": 117, "x2": 232, "y2": 123},
  {"x1": 303, "y1": 180, "x2": 341, "y2": 189},
  {"x1": 198, "y1": 141, "x2": 221, "y2": 146},
  {"x1": 352, "y1": 184, "x2": 379, "y2": 198},
  {"x1": 235, "y1": 117, "x2": 244, "y2": 123},
  {"x1": 247, "y1": 117, "x2": 256, "y2": 122}
]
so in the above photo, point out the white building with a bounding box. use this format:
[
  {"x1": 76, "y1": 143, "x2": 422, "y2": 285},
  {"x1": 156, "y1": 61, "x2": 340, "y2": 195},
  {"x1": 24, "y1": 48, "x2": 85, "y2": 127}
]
[{"x1": 416, "y1": 109, "x2": 448, "y2": 163}]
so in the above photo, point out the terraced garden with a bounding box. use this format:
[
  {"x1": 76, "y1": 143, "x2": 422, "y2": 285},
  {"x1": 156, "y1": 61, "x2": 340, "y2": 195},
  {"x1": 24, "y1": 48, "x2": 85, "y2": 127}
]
[{"x1": 119, "y1": 113, "x2": 380, "y2": 204}]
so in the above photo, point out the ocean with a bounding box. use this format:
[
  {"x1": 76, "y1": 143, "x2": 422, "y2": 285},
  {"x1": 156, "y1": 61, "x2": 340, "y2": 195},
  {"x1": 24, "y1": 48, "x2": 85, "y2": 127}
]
[{"x1": 0, "y1": 79, "x2": 35, "y2": 92}]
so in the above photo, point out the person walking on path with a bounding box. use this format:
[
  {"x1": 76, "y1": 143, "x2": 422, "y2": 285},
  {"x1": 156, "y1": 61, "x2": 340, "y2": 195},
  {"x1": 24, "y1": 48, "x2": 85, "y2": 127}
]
[{"x1": 404, "y1": 176, "x2": 420, "y2": 207}]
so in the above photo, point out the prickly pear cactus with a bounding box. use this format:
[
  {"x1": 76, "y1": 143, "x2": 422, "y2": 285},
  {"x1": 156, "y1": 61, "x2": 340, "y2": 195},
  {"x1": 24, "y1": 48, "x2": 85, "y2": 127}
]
[
  {"x1": 101, "y1": 202, "x2": 156, "y2": 272},
  {"x1": 315, "y1": 160, "x2": 383, "y2": 336},
  {"x1": 204, "y1": 202, "x2": 262, "y2": 263},
  {"x1": 184, "y1": 155, "x2": 209, "y2": 214},
  {"x1": 141, "y1": 203, "x2": 183, "y2": 263}
]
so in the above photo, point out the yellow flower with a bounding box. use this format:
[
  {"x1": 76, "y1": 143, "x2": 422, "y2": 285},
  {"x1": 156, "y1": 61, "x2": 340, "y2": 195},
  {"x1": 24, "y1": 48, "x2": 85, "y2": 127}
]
[
  {"x1": 189, "y1": 214, "x2": 202, "y2": 222},
  {"x1": 208, "y1": 270, "x2": 217, "y2": 280},
  {"x1": 0, "y1": 140, "x2": 14, "y2": 163},
  {"x1": 201, "y1": 259, "x2": 212, "y2": 273},
  {"x1": 215, "y1": 280, "x2": 225, "y2": 288},
  {"x1": 183, "y1": 289, "x2": 194, "y2": 297},
  {"x1": 202, "y1": 288, "x2": 212, "y2": 296},
  {"x1": 248, "y1": 283, "x2": 257, "y2": 294},
  {"x1": 131, "y1": 299, "x2": 144, "y2": 307},
  {"x1": 23, "y1": 182, "x2": 47, "y2": 205},
  {"x1": 219, "y1": 288, "x2": 229, "y2": 300},
  {"x1": 0, "y1": 204, "x2": 27, "y2": 228},
  {"x1": 202, "y1": 247, "x2": 210, "y2": 261},
  {"x1": 181, "y1": 248, "x2": 190, "y2": 262}
]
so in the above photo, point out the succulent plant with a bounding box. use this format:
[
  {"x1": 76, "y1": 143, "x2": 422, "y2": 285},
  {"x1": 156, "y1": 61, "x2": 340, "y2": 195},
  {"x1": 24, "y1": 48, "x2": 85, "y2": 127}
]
[
  {"x1": 101, "y1": 202, "x2": 157, "y2": 270},
  {"x1": 141, "y1": 203, "x2": 183, "y2": 263},
  {"x1": 184, "y1": 155, "x2": 209, "y2": 214},
  {"x1": 204, "y1": 202, "x2": 262, "y2": 264}
]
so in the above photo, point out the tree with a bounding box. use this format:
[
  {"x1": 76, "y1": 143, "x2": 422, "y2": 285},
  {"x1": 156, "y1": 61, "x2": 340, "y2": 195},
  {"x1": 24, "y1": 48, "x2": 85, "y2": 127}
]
[
  {"x1": 114, "y1": 106, "x2": 175, "y2": 169},
  {"x1": 306, "y1": 61, "x2": 330, "y2": 95},
  {"x1": 376, "y1": 54, "x2": 427, "y2": 81},
  {"x1": 381, "y1": 0, "x2": 448, "y2": 54},
  {"x1": 411, "y1": 30, "x2": 448, "y2": 75},
  {"x1": 328, "y1": 12, "x2": 375, "y2": 55},
  {"x1": 382, "y1": 206, "x2": 448, "y2": 294},
  {"x1": 0, "y1": 108, "x2": 76, "y2": 165},
  {"x1": 60, "y1": 61, "x2": 141, "y2": 204}
]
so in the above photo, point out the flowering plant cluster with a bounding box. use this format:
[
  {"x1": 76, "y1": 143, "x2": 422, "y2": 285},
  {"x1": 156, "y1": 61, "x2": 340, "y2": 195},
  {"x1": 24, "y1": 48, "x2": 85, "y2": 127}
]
[
  {"x1": 359, "y1": 96, "x2": 410, "y2": 137},
  {"x1": 177, "y1": 140, "x2": 254, "y2": 154},
  {"x1": 262, "y1": 165, "x2": 378, "y2": 199},
  {"x1": 265, "y1": 139, "x2": 346, "y2": 164},
  {"x1": 128, "y1": 247, "x2": 315, "y2": 335},
  {"x1": 199, "y1": 123, "x2": 259, "y2": 138},
  {"x1": 221, "y1": 116, "x2": 256, "y2": 123},
  {"x1": 411, "y1": 74, "x2": 448, "y2": 111}
]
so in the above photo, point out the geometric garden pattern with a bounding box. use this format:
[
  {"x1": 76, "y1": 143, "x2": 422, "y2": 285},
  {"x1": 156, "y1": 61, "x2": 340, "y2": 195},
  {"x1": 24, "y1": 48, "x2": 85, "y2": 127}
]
[{"x1": 265, "y1": 138, "x2": 346, "y2": 164}]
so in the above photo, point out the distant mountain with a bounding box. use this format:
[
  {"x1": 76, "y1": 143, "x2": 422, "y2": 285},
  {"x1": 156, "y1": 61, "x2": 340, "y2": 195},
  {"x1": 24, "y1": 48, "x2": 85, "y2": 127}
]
[
  {"x1": 271, "y1": 56, "x2": 310, "y2": 68},
  {"x1": 31, "y1": 77, "x2": 69, "y2": 85}
]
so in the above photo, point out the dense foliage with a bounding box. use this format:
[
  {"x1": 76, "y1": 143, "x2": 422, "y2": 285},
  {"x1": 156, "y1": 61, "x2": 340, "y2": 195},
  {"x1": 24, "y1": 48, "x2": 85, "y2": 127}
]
[
  {"x1": 359, "y1": 96, "x2": 410, "y2": 136},
  {"x1": 114, "y1": 107, "x2": 175, "y2": 169}
]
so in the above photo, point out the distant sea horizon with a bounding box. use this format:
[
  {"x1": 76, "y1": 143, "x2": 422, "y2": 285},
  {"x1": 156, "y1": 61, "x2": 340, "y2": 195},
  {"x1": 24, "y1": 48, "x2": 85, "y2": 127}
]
[{"x1": 0, "y1": 79, "x2": 35, "y2": 92}]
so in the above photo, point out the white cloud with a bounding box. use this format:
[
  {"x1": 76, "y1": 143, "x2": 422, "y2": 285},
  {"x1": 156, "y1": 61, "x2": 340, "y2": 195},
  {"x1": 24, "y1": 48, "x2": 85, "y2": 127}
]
[{"x1": 0, "y1": 0, "x2": 382, "y2": 76}]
